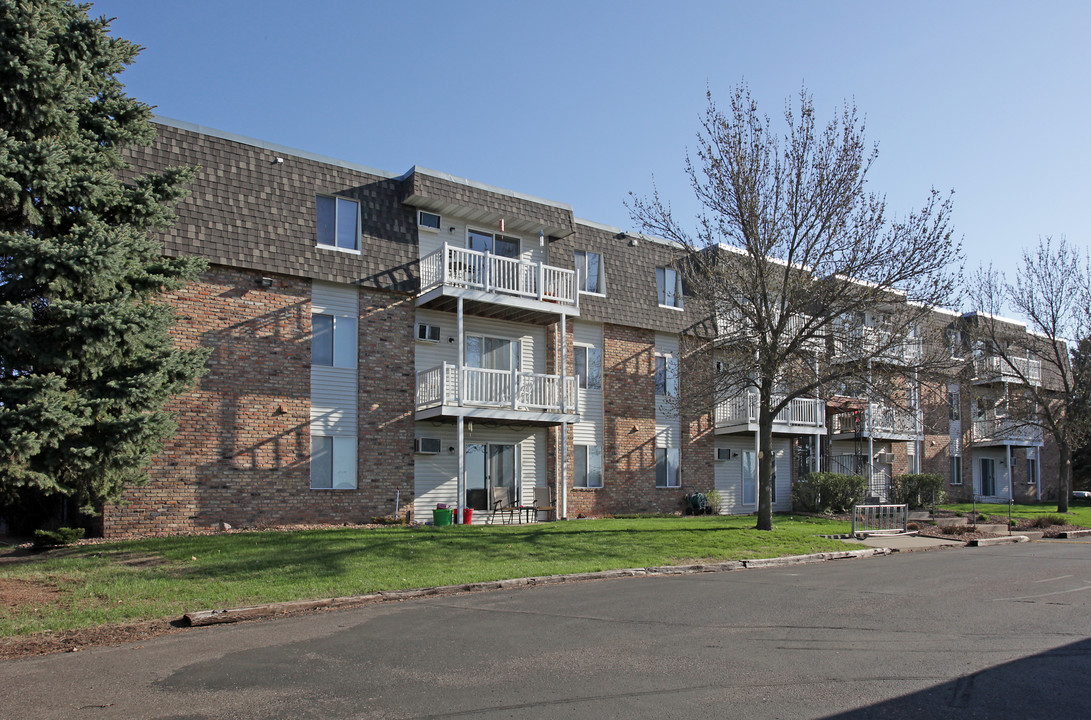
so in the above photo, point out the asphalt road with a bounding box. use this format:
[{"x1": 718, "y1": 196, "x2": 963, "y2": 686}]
[{"x1": 2, "y1": 540, "x2": 1090, "y2": 719}]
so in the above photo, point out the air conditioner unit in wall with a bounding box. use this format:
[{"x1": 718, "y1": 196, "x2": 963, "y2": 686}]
[
  {"x1": 416, "y1": 323, "x2": 440, "y2": 342},
  {"x1": 715, "y1": 447, "x2": 734, "y2": 461},
  {"x1": 876, "y1": 452, "x2": 895, "y2": 464},
  {"x1": 415, "y1": 437, "x2": 441, "y2": 454}
]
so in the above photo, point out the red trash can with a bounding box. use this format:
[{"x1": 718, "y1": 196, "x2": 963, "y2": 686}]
[{"x1": 462, "y1": 508, "x2": 473, "y2": 525}]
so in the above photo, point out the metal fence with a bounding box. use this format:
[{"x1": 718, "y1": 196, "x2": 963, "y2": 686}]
[{"x1": 852, "y1": 503, "x2": 909, "y2": 537}]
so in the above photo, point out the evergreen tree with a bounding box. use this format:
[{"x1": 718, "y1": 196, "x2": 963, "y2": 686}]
[{"x1": 0, "y1": 0, "x2": 208, "y2": 523}]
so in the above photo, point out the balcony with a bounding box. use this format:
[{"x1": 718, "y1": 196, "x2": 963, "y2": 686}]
[
  {"x1": 714, "y1": 391, "x2": 826, "y2": 435},
  {"x1": 973, "y1": 355, "x2": 1042, "y2": 385},
  {"x1": 833, "y1": 327, "x2": 922, "y2": 365},
  {"x1": 416, "y1": 362, "x2": 579, "y2": 424},
  {"x1": 418, "y1": 243, "x2": 579, "y2": 321},
  {"x1": 971, "y1": 417, "x2": 1044, "y2": 445},
  {"x1": 831, "y1": 403, "x2": 921, "y2": 440}
]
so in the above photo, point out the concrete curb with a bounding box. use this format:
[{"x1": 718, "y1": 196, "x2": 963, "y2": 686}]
[
  {"x1": 968, "y1": 535, "x2": 1030, "y2": 547},
  {"x1": 182, "y1": 548, "x2": 891, "y2": 627},
  {"x1": 1052, "y1": 529, "x2": 1091, "y2": 539}
]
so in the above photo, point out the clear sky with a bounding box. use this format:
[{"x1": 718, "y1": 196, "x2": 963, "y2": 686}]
[{"x1": 92, "y1": 0, "x2": 1090, "y2": 306}]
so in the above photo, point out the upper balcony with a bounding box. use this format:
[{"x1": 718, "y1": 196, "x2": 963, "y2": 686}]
[
  {"x1": 973, "y1": 355, "x2": 1042, "y2": 386},
  {"x1": 416, "y1": 362, "x2": 580, "y2": 425},
  {"x1": 831, "y1": 403, "x2": 921, "y2": 441},
  {"x1": 418, "y1": 243, "x2": 580, "y2": 323},
  {"x1": 832, "y1": 327, "x2": 922, "y2": 366},
  {"x1": 714, "y1": 391, "x2": 826, "y2": 435},
  {"x1": 971, "y1": 417, "x2": 1044, "y2": 446}
]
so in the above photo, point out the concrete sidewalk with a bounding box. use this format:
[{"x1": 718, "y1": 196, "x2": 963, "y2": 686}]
[{"x1": 841, "y1": 533, "x2": 965, "y2": 551}]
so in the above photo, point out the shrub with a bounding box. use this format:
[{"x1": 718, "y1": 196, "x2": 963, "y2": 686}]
[
  {"x1": 889, "y1": 474, "x2": 947, "y2": 509},
  {"x1": 977, "y1": 513, "x2": 989, "y2": 522},
  {"x1": 1032, "y1": 514, "x2": 1069, "y2": 528},
  {"x1": 942, "y1": 524, "x2": 969, "y2": 536},
  {"x1": 792, "y1": 473, "x2": 867, "y2": 513},
  {"x1": 705, "y1": 489, "x2": 723, "y2": 514},
  {"x1": 32, "y1": 527, "x2": 85, "y2": 548},
  {"x1": 906, "y1": 522, "x2": 920, "y2": 531}
]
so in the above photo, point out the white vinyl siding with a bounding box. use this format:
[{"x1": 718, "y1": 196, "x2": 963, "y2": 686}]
[
  {"x1": 713, "y1": 438, "x2": 791, "y2": 513},
  {"x1": 655, "y1": 334, "x2": 681, "y2": 485},
  {"x1": 573, "y1": 322, "x2": 604, "y2": 449},
  {"x1": 414, "y1": 310, "x2": 546, "y2": 376},
  {"x1": 310, "y1": 282, "x2": 358, "y2": 490}
]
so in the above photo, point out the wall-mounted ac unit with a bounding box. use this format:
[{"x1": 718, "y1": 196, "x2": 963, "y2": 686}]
[
  {"x1": 415, "y1": 437, "x2": 441, "y2": 454},
  {"x1": 875, "y1": 452, "x2": 894, "y2": 464},
  {"x1": 716, "y1": 447, "x2": 733, "y2": 461}
]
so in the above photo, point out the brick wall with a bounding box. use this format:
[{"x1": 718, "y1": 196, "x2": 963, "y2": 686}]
[{"x1": 103, "y1": 266, "x2": 416, "y2": 536}]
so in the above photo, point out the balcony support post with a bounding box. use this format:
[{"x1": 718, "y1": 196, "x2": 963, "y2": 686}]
[
  {"x1": 1005, "y1": 443, "x2": 1012, "y2": 501},
  {"x1": 457, "y1": 296, "x2": 464, "y2": 407},
  {"x1": 560, "y1": 311, "x2": 568, "y2": 519},
  {"x1": 456, "y1": 415, "x2": 465, "y2": 524}
]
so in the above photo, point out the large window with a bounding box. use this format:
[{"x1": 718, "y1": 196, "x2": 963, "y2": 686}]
[
  {"x1": 575, "y1": 251, "x2": 604, "y2": 294},
  {"x1": 655, "y1": 355, "x2": 678, "y2": 396},
  {"x1": 466, "y1": 335, "x2": 520, "y2": 371},
  {"x1": 311, "y1": 314, "x2": 358, "y2": 368},
  {"x1": 310, "y1": 436, "x2": 357, "y2": 489},
  {"x1": 655, "y1": 447, "x2": 680, "y2": 488},
  {"x1": 656, "y1": 267, "x2": 683, "y2": 308},
  {"x1": 574, "y1": 345, "x2": 602, "y2": 389},
  {"x1": 468, "y1": 229, "x2": 519, "y2": 258},
  {"x1": 316, "y1": 195, "x2": 360, "y2": 251},
  {"x1": 575, "y1": 445, "x2": 603, "y2": 488}
]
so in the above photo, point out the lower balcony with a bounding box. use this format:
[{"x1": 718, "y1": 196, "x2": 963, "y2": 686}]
[
  {"x1": 714, "y1": 391, "x2": 825, "y2": 435},
  {"x1": 831, "y1": 403, "x2": 921, "y2": 441},
  {"x1": 971, "y1": 418, "x2": 1044, "y2": 446},
  {"x1": 416, "y1": 363, "x2": 579, "y2": 425}
]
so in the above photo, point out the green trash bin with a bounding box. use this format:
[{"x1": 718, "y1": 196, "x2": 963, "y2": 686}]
[{"x1": 432, "y1": 508, "x2": 453, "y2": 526}]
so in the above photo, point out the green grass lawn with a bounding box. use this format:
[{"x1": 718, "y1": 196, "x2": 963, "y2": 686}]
[
  {"x1": 941, "y1": 501, "x2": 1091, "y2": 526},
  {"x1": 0, "y1": 514, "x2": 852, "y2": 637}
]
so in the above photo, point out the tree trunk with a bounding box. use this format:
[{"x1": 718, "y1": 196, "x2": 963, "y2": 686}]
[
  {"x1": 756, "y1": 381, "x2": 774, "y2": 531},
  {"x1": 1057, "y1": 441, "x2": 1071, "y2": 513}
]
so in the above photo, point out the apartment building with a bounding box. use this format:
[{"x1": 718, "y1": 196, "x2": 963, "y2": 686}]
[{"x1": 102, "y1": 119, "x2": 1058, "y2": 536}]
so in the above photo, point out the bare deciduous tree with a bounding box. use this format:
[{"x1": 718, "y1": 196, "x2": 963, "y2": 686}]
[
  {"x1": 629, "y1": 83, "x2": 962, "y2": 530},
  {"x1": 967, "y1": 236, "x2": 1091, "y2": 513}
]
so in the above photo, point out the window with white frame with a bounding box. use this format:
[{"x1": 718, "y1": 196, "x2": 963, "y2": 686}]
[
  {"x1": 575, "y1": 445, "x2": 603, "y2": 488},
  {"x1": 316, "y1": 195, "x2": 360, "y2": 251},
  {"x1": 575, "y1": 251, "x2": 604, "y2": 294},
  {"x1": 418, "y1": 210, "x2": 441, "y2": 231},
  {"x1": 310, "y1": 435, "x2": 357, "y2": 489},
  {"x1": 1026, "y1": 449, "x2": 1038, "y2": 485},
  {"x1": 948, "y1": 389, "x2": 960, "y2": 420},
  {"x1": 949, "y1": 443, "x2": 962, "y2": 485},
  {"x1": 574, "y1": 345, "x2": 602, "y2": 389},
  {"x1": 656, "y1": 267, "x2": 683, "y2": 308},
  {"x1": 465, "y1": 335, "x2": 520, "y2": 371},
  {"x1": 312, "y1": 314, "x2": 358, "y2": 368},
  {"x1": 655, "y1": 355, "x2": 678, "y2": 396},
  {"x1": 655, "y1": 447, "x2": 680, "y2": 488}
]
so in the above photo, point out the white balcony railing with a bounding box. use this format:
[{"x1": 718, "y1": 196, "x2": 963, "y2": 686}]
[
  {"x1": 419, "y1": 243, "x2": 578, "y2": 308},
  {"x1": 972, "y1": 418, "x2": 1044, "y2": 444},
  {"x1": 416, "y1": 362, "x2": 579, "y2": 414},
  {"x1": 834, "y1": 327, "x2": 922, "y2": 365},
  {"x1": 831, "y1": 403, "x2": 920, "y2": 437},
  {"x1": 973, "y1": 355, "x2": 1042, "y2": 385},
  {"x1": 715, "y1": 391, "x2": 825, "y2": 430}
]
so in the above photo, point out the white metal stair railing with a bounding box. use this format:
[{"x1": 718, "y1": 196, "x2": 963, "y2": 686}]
[
  {"x1": 418, "y1": 244, "x2": 578, "y2": 307},
  {"x1": 852, "y1": 503, "x2": 909, "y2": 538},
  {"x1": 414, "y1": 363, "x2": 578, "y2": 414}
]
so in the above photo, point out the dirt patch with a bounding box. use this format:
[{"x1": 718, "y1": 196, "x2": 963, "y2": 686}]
[
  {"x1": 0, "y1": 577, "x2": 62, "y2": 609},
  {"x1": 0, "y1": 619, "x2": 187, "y2": 660}
]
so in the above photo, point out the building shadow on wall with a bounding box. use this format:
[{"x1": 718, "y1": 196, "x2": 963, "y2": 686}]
[{"x1": 820, "y1": 636, "x2": 1091, "y2": 719}]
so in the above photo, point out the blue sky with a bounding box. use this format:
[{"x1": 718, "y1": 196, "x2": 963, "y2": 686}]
[{"x1": 93, "y1": 1, "x2": 1090, "y2": 303}]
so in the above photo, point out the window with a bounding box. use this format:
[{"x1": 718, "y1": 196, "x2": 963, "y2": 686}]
[
  {"x1": 575, "y1": 445, "x2": 603, "y2": 488},
  {"x1": 466, "y1": 335, "x2": 520, "y2": 370},
  {"x1": 742, "y1": 450, "x2": 756, "y2": 503},
  {"x1": 656, "y1": 267, "x2": 683, "y2": 308},
  {"x1": 574, "y1": 346, "x2": 602, "y2": 389},
  {"x1": 1027, "y1": 457, "x2": 1038, "y2": 485},
  {"x1": 310, "y1": 435, "x2": 357, "y2": 489},
  {"x1": 655, "y1": 355, "x2": 677, "y2": 396},
  {"x1": 948, "y1": 390, "x2": 960, "y2": 420},
  {"x1": 418, "y1": 210, "x2": 441, "y2": 231},
  {"x1": 316, "y1": 195, "x2": 360, "y2": 251},
  {"x1": 950, "y1": 455, "x2": 962, "y2": 485},
  {"x1": 416, "y1": 323, "x2": 440, "y2": 342},
  {"x1": 656, "y1": 447, "x2": 680, "y2": 488},
  {"x1": 947, "y1": 328, "x2": 962, "y2": 358},
  {"x1": 312, "y1": 314, "x2": 358, "y2": 368},
  {"x1": 575, "y1": 251, "x2": 604, "y2": 294},
  {"x1": 468, "y1": 229, "x2": 519, "y2": 258}
]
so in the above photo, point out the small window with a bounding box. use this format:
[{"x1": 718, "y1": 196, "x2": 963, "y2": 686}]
[
  {"x1": 950, "y1": 455, "x2": 962, "y2": 485},
  {"x1": 948, "y1": 390, "x2": 960, "y2": 420},
  {"x1": 311, "y1": 435, "x2": 357, "y2": 489},
  {"x1": 575, "y1": 445, "x2": 604, "y2": 488},
  {"x1": 575, "y1": 251, "x2": 604, "y2": 294},
  {"x1": 418, "y1": 211, "x2": 441, "y2": 231},
  {"x1": 1026, "y1": 457, "x2": 1038, "y2": 485},
  {"x1": 656, "y1": 267, "x2": 683, "y2": 309},
  {"x1": 312, "y1": 313, "x2": 357, "y2": 368},
  {"x1": 656, "y1": 447, "x2": 680, "y2": 488},
  {"x1": 316, "y1": 195, "x2": 360, "y2": 251},
  {"x1": 655, "y1": 355, "x2": 677, "y2": 396},
  {"x1": 416, "y1": 323, "x2": 440, "y2": 342},
  {"x1": 574, "y1": 346, "x2": 602, "y2": 389}
]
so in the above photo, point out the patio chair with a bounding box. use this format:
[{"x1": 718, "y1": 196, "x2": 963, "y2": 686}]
[
  {"x1": 533, "y1": 486, "x2": 556, "y2": 522},
  {"x1": 489, "y1": 486, "x2": 518, "y2": 525}
]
